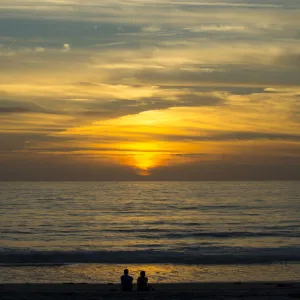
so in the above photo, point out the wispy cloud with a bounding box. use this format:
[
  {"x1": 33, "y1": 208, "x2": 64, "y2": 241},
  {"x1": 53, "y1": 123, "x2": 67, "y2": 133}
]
[
  {"x1": 62, "y1": 43, "x2": 70, "y2": 52},
  {"x1": 1, "y1": 0, "x2": 300, "y2": 179}
]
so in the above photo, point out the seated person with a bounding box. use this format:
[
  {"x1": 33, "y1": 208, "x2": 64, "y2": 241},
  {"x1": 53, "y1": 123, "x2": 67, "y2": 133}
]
[
  {"x1": 120, "y1": 269, "x2": 133, "y2": 291},
  {"x1": 137, "y1": 270, "x2": 151, "y2": 291}
]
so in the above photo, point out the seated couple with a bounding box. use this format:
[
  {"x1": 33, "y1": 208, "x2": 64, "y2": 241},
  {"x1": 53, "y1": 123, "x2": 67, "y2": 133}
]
[{"x1": 120, "y1": 269, "x2": 152, "y2": 291}]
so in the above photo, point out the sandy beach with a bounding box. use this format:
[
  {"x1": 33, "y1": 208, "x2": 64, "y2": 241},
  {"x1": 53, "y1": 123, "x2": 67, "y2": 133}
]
[{"x1": 1, "y1": 282, "x2": 300, "y2": 299}]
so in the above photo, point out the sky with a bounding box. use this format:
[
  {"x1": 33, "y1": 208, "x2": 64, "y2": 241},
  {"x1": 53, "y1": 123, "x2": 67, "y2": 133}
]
[{"x1": 0, "y1": 0, "x2": 300, "y2": 180}]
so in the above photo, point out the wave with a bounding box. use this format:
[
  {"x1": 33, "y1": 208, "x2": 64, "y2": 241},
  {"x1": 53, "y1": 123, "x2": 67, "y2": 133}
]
[
  {"x1": 1, "y1": 248, "x2": 300, "y2": 266},
  {"x1": 159, "y1": 231, "x2": 300, "y2": 238},
  {"x1": 2, "y1": 229, "x2": 299, "y2": 239},
  {"x1": 103, "y1": 230, "x2": 299, "y2": 238}
]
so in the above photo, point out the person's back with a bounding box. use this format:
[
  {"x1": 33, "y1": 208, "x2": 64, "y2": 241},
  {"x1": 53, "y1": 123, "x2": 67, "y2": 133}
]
[
  {"x1": 120, "y1": 269, "x2": 133, "y2": 291},
  {"x1": 137, "y1": 271, "x2": 149, "y2": 291}
]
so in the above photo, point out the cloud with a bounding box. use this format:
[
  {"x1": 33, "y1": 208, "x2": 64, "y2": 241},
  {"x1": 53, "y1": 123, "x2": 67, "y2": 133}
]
[
  {"x1": 95, "y1": 41, "x2": 127, "y2": 48},
  {"x1": 0, "y1": 79, "x2": 227, "y2": 119},
  {"x1": 264, "y1": 87, "x2": 300, "y2": 94},
  {"x1": 0, "y1": 151, "x2": 140, "y2": 181},
  {"x1": 0, "y1": 132, "x2": 62, "y2": 151},
  {"x1": 185, "y1": 25, "x2": 247, "y2": 32},
  {"x1": 1, "y1": 146, "x2": 300, "y2": 181},
  {"x1": 149, "y1": 159, "x2": 300, "y2": 181},
  {"x1": 75, "y1": 92, "x2": 224, "y2": 119},
  {"x1": 0, "y1": 99, "x2": 38, "y2": 114},
  {"x1": 1, "y1": 0, "x2": 300, "y2": 180},
  {"x1": 0, "y1": 107, "x2": 37, "y2": 114},
  {"x1": 2, "y1": 0, "x2": 299, "y2": 34},
  {"x1": 142, "y1": 26, "x2": 161, "y2": 33},
  {"x1": 154, "y1": 131, "x2": 300, "y2": 143},
  {"x1": 133, "y1": 64, "x2": 300, "y2": 87},
  {"x1": 62, "y1": 43, "x2": 70, "y2": 52},
  {"x1": 0, "y1": 99, "x2": 59, "y2": 115},
  {"x1": 35, "y1": 47, "x2": 46, "y2": 53},
  {"x1": 275, "y1": 51, "x2": 300, "y2": 68}
]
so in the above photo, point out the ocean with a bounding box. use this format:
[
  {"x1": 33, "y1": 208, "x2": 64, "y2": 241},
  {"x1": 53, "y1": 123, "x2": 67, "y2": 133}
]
[{"x1": 1, "y1": 181, "x2": 300, "y2": 283}]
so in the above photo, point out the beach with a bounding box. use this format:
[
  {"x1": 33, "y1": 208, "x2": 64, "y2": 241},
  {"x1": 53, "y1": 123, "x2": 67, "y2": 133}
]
[{"x1": 1, "y1": 282, "x2": 300, "y2": 299}]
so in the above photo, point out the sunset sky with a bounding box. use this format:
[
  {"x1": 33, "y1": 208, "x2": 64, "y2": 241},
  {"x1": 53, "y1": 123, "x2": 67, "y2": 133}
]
[{"x1": 1, "y1": 0, "x2": 300, "y2": 180}]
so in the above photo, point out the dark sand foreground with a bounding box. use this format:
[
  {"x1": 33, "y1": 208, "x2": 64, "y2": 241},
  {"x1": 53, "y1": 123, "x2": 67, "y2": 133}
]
[{"x1": 1, "y1": 282, "x2": 300, "y2": 299}]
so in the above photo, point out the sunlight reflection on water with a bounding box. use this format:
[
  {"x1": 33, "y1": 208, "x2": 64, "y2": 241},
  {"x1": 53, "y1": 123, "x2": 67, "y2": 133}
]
[
  {"x1": 1, "y1": 263, "x2": 300, "y2": 284},
  {"x1": 1, "y1": 181, "x2": 300, "y2": 283}
]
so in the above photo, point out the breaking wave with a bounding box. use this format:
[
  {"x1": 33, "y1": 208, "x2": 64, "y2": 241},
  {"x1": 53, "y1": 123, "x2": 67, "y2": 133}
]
[{"x1": 1, "y1": 248, "x2": 300, "y2": 266}]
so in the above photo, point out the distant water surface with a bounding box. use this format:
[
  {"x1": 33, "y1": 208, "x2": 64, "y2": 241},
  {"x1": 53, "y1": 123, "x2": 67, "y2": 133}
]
[{"x1": 1, "y1": 181, "x2": 300, "y2": 283}]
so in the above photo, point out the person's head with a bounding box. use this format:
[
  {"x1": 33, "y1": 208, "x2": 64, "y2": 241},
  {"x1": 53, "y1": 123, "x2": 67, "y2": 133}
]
[
  {"x1": 124, "y1": 269, "x2": 129, "y2": 275},
  {"x1": 140, "y1": 271, "x2": 146, "y2": 277}
]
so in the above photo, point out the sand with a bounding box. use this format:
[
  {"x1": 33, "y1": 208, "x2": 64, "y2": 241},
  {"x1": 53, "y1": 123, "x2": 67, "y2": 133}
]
[{"x1": 1, "y1": 282, "x2": 300, "y2": 299}]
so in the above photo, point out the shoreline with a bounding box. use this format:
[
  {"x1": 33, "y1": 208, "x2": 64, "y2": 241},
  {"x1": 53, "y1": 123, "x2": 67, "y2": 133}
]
[{"x1": 1, "y1": 282, "x2": 300, "y2": 299}]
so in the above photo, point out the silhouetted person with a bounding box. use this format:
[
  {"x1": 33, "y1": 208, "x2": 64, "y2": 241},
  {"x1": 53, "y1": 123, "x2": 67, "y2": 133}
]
[
  {"x1": 120, "y1": 269, "x2": 133, "y2": 291},
  {"x1": 137, "y1": 270, "x2": 151, "y2": 291}
]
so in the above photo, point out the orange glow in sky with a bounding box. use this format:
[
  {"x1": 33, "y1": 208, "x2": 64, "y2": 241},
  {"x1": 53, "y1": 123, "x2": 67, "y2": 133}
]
[{"x1": 1, "y1": 0, "x2": 300, "y2": 180}]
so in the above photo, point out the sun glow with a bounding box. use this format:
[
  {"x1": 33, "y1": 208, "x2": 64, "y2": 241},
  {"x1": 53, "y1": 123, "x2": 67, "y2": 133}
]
[
  {"x1": 131, "y1": 152, "x2": 159, "y2": 176},
  {"x1": 113, "y1": 142, "x2": 171, "y2": 175},
  {"x1": 101, "y1": 140, "x2": 169, "y2": 175}
]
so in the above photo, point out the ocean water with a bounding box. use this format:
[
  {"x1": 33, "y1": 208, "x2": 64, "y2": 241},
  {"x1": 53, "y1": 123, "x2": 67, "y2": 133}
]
[{"x1": 1, "y1": 181, "x2": 300, "y2": 283}]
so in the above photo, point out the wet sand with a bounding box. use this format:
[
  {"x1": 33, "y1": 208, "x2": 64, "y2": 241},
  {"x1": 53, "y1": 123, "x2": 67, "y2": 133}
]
[{"x1": 1, "y1": 282, "x2": 300, "y2": 299}]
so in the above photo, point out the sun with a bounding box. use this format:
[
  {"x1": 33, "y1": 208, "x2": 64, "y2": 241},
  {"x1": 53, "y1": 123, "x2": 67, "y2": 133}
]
[
  {"x1": 114, "y1": 142, "x2": 170, "y2": 176},
  {"x1": 131, "y1": 152, "x2": 160, "y2": 176},
  {"x1": 114, "y1": 142, "x2": 162, "y2": 175}
]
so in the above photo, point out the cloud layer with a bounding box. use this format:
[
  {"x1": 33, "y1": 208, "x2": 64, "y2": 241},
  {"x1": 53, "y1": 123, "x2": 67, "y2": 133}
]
[{"x1": 0, "y1": 0, "x2": 300, "y2": 179}]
